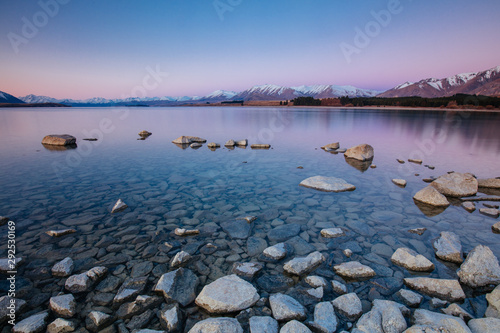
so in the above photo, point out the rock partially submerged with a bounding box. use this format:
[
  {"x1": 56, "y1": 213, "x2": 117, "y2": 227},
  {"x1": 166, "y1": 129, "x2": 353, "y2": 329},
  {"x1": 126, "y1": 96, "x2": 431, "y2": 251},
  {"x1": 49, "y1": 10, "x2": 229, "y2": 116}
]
[
  {"x1": 413, "y1": 186, "x2": 450, "y2": 207},
  {"x1": 478, "y1": 178, "x2": 500, "y2": 189},
  {"x1": 154, "y1": 268, "x2": 199, "y2": 306},
  {"x1": 46, "y1": 229, "x2": 76, "y2": 237},
  {"x1": 41, "y1": 134, "x2": 76, "y2": 146},
  {"x1": 433, "y1": 231, "x2": 463, "y2": 264},
  {"x1": 321, "y1": 142, "x2": 340, "y2": 151},
  {"x1": 462, "y1": 201, "x2": 476, "y2": 213},
  {"x1": 431, "y1": 172, "x2": 478, "y2": 197},
  {"x1": 174, "y1": 228, "x2": 199, "y2": 236},
  {"x1": 138, "y1": 130, "x2": 152, "y2": 137},
  {"x1": 458, "y1": 245, "x2": 500, "y2": 288},
  {"x1": 283, "y1": 251, "x2": 325, "y2": 275},
  {"x1": 344, "y1": 144, "x2": 374, "y2": 161},
  {"x1": 299, "y1": 176, "x2": 356, "y2": 192},
  {"x1": 52, "y1": 257, "x2": 74, "y2": 277},
  {"x1": 111, "y1": 199, "x2": 128, "y2": 213},
  {"x1": 12, "y1": 311, "x2": 49, "y2": 333},
  {"x1": 251, "y1": 144, "x2": 271, "y2": 149},
  {"x1": 391, "y1": 247, "x2": 435, "y2": 272},
  {"x1": 392, "y1": 179, "x2": 407, "y2": 187},
  {"x1": 411, "y1": 309, "x2": 470, "y2": 333},
  {"x1": 320, "y1": 228, "x2": 345, "y2": 238},
  {"x1": 269, "y1": 293, "x2": 307, "y2": 321},
  {"x1": 480, "y1": 208, "x2": 500, "y2": 218},
  {"x1": 332, "y1": 293, "x2": 362, "y2": 321},
  {"x1": 333, "y1": 261, "x2": 376, "y2": 279},
  {"x1": 404, "y1": 277, "x2": 465, "y2": 302},
  {"x1": 172, "y1": 136, "x2": 206, "y2": 144}
]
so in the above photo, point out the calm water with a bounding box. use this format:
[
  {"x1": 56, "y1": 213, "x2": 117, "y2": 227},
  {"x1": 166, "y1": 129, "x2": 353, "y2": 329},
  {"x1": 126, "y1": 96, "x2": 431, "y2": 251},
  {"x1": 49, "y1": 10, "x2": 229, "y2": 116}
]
[{"x1": 1, "y1": 106, "x2": 500, "y2": 329}]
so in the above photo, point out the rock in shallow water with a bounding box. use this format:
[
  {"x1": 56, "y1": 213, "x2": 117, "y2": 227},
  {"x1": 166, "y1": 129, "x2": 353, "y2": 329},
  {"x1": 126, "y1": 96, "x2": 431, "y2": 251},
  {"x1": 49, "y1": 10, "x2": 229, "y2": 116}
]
[
  {"x1": 396, "y1": 289, "x2": 423, "y2": 307},
  {"x1": 283, "y1": 251, "x2": 325, "y2": 275},
  {"x1": 41, "y1": 134, "x2": 76, "y2": 146},
  {"x1": 433, "y1": 231, "x2": 463, "y2": 264},
  {"x1": 12, "y1": 311, "x2": 49, "y2": 333},
  {"x1": 49, "y1": 294, "x2": 76, "y2": 318},
  {"x1": 344, "y1": 143, "x2": 374, "y2": 161},
  {"x1": 47, "y1": 318, "x2": 76, "y2": 333},
  {"x1": 391, "y1": 247, "x2": 435, "y2": 272},
  {"x1": 478, "y1": 178, "x2": 500, "y2": 189},
  {"x1": 458, "y1": 245, "x2": 500, "y2": 288},
  {"x1": 413, "y1": 186, "x2": 450, "y2": 207},
  {"x1": 431, "y1": 172, "x2": 478, "y2": 197},
  {"x1": 52, "y1": 257, "x2": 74, "y2": 277},
  {"x1": 263, "y1": 242, "x2": 288, "y2": 260},
  {"x1": 310, "y1": 301, "x2": 338, "y2": 333},
  {"x1": 299, "y1": 176, "x2": 356, "y2": 192},
  {"x1": 111, "y1": 199, "x2": 128, "y2": 213},
  {"x1": 320, "y1": 228, "x2": 345, "y2": 238},
  {"x1": 269, "y1": 293, "x2": 306, "y2": 321},
  {"x1": 333, "y1": 261, "x2": 376, "y2": 279},
  {"x1": 404, "y1": 277, "x2": 465, "y2": 302},
  {"x1": 154, "y1": 268, "x2": 199, "y2": 306},
  {"x1": 188, "y1": 317, "x2": 243, "y2": 333},
  {"x1": 486, "y1": 285, "x2": 500, "y2": 318},
  {"x1": 195, "y1": 274, "x2": 259, "y2": 314},
  {"x1": 480, "y1": 208, "x2": 500, "y2": 218},
  {"x1": 332, "y1": 292, "x2": 362, "y2": 321},
  {"x1": 468, "y1": 317, "x2": 500, "y2": 333}
]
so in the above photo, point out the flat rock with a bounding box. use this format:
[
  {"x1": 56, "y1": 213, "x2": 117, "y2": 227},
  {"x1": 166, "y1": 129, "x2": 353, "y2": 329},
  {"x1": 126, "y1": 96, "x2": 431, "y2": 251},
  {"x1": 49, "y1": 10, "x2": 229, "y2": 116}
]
[
  {"x1": 232, "y1": 262, "x2": 263, "y2": 279},
  {"x1": 433, "y1": 231, "x2": 463, "y2": 264},
  {"x1": 12, "y1": 311, "x2": 49, "y2": 333},
  {"x1": 251, "y1": 144, "x2": 271, "y2": 149},
  {"x1": 300, "y1": 176, "x2": 356, "y2": 192},
  {"x1": 249, "y1": 316, "x2": 278, "y2": 333},
  {"x1": 480, "y1": 208, "x2": 500, "y2": 218},
  {"x1": 413, "y1": 186, "x2": 450, "y2": 207},
  {"x1": 408, "y1": 228, "x2": 427, "y2": 236},
  {"x1": 47, "y1": 318, "x2": 76, "y2": 333},
  {"x1": 268, "y1": 224, "x2": 301, "y2": 242},
  {"x1": 257, "y1": 275, "x2": 294, "y2": 293},
  {"x1": 52, "y1": 257, "x2": 74, "y2": 277},
  {"x1": 280, "y1": 320, "x2": 312, "y2": 333},
  {"x1": 172, "y1": 136, "x2": 206, "y2": 144},
  {"x1": 283, "y1": 251, "x2": 325, "y2": 275},
  {"x1": 269, "y1": 293, "x2": 306, "y2": 321},
  {"x1": 412, "y1": 309, "x2": 471, "y2": 333},
  {"x1": 263, "y1": 243, "x2": 288, "y2": 260},
  {"x1": 235, "y1": 139, "x2": 248, "y2": 146},
  {"x1": 117, "y1": 295, "x2": 162, "y2": 320},
  {"x1": 322, "y1": 142, "x2": 340, "y2": 151},
  {"x1": 41, "y1": 134, "x2": 76, "y2": 146},
  {"x1": 154, "y1": 268, "x2": 199, "y2": 306},
  {"x1": 247, "y1": 237, "x2": 268, "y2": 256},
  {"x1": 391, "y1": 247, "x2": 435, "y2": 272},
  {"x1": 333, "y1": 261, "x2": 376, "y2": 279},
  {"x1": 458, "y1": 245, "x2": 500, "y2": 288},
  {"x1": 320, "y1": 228, "x2": 345, "y2": 238},
  {"x1": 344, "y1": 144, "x2": 374, "y2": 161},
  {"x1": 195, "y1": 274, "x2": 259, "y2": 313},
  {"x1": 494, "y1": 222, "x2": 500, "y2": 233},
  {"x1": 404, "y1": 277, "x2": 465, "y2": 302},
  {"x1": 46, "y1": 229, "x2": 76, "y2": 237},
  {"x1": 392, "y1": 179, "x2": 407, "y2": 187},
  {"x1": 207, "y1": 142, "x2": 220, "y2": 148},
  {"x1": 221, "y1": 219, "x2": 252, "y2": 239},
  {"x1": 431, "y1": 172, "x2": 478, "y2": 197},
  {"x1": 486, "y1": 285, "x2": 500, "y2": 318},
  {"x1": 49, "y1": 294, "x2": 76, "y2": 318},
  {"x1": 174, "y1": 228, "x2": 199, "y2": 236},
  {"x1": 111, "y1": 199, "x2": 128, "y2": 213},
  {"x1": 332, "y1": 293, "x2": 362, "y2": 321},
  {"x1": 468, "y1": 317, "x2": 500, "y2": 333},
  {"x1": 305, "y1": 275, "x2": 327, "y2": 288},
  {"x1": 462, "y1": 201, "x2": 476, "y2": 213},
  {"x1": 310, "y1": 301, "x2": 337, "y2": 333},
  {"x1": 188, "y1": 317, "x2": 243, "y2": 333},
  {"x1": 65, "y1": 272, "x2": 92, "y2": 293},
  {"x1": 396, "y1": 289, "x2": 423, "y2": 307},
  {"x1": 442, "y1": 303, "x2": 473, "y2": 321},
  {"x1": 478, "y1": 178, "x2": 500, "y2": 189}
]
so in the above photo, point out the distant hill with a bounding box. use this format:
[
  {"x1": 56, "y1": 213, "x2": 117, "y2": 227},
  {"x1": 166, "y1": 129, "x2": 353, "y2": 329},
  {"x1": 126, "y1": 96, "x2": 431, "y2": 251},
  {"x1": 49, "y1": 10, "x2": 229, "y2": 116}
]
[
  {"x1": 0, "y1": 90, "x2": 25, "y2": 104},
  {"x1": 379, "y1": 66, "x2": 500, "y2": 98}
]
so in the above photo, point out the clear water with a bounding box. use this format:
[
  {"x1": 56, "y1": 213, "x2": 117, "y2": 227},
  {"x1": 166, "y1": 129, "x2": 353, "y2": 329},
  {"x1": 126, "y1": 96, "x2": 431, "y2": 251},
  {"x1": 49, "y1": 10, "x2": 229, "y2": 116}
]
[{"x1": 1, "y1": 107, "x2": 500, "y2": 328}]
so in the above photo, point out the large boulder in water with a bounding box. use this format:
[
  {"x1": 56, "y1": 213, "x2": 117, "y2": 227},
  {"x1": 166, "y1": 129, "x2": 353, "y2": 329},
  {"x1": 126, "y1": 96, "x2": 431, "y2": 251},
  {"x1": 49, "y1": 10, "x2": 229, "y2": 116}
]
[
  {"x1": 431, "y1": 172, "x2": 478, "y2": 197},
  {"x1": 42, "y1": 134, "x2": 76, "y2": 146},
  {"x1": 344, "y1": 144, "x2": 374, "y2": 161},
  {"x1": 413, "y1": 186, "x2": 450, "y2": 207},
  {"x1": 458, "y1": 245, "x2": 500, "y2": 288}
]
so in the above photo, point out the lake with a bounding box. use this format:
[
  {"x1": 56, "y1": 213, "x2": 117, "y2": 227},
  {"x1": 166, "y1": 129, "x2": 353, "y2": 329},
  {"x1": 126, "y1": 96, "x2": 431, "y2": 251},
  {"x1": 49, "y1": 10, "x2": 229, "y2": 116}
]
[{"x1": 1, "y1": 106, "x2": 500, "y2": 330}]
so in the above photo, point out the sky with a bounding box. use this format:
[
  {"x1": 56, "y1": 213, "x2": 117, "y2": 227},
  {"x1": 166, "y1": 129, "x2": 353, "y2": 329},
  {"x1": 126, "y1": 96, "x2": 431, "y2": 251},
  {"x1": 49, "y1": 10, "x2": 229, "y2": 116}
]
[{"x1": 1, "y1": 0, "x2": 499, "y2": 99}]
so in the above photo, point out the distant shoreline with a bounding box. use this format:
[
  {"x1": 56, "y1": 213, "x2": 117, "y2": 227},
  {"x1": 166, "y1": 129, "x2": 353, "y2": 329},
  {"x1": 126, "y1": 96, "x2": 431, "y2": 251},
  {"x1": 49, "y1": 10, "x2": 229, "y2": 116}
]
[{"x1": 0, "y1": 102, "x2": 70, "y2": 108}]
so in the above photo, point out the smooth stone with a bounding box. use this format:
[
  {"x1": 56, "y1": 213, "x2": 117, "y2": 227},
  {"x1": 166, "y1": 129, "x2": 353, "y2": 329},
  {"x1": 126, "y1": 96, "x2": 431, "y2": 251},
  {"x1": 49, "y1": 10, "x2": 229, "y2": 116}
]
[
  {"x1": 249, "y1": 316, "x2": 278, "y2": 333},
  {"x1": 392, "y1": 179, "x2": 407, "y2": 187},
  {"x1": 468, "y1": 317, "x2": 500, "y2": 333},
  {"x1": 332, "y1": 293, "x2": 362, "y2": 321},
  {"x1": 283, "y1": 251, "x2": 325, "y2": 275},
  {"x1": 333, "y1": 261, "x2": 376, "y2": 279},
  {"x1": 478, "y1": 178, "x2": 500, "y2": 189},
  {"x1": 396, "y1": 289, "x2": 423, "y2": 307},
  {"x1": 12, "y1": 311, "x2": 49, "y2": 333},
  {"x1": 171, "y1": 251, "x2": 192, "y2": 268},
  {"x1": 310, "y1": 301, "x2": 337, "y2": 333},
  {"x1": 344, "y1": 144, "x2": 374, "y2": 161},
  {"x1": 409, "y1": 158, "x2": 423, "y2": 164},
  {"x1": 412, "y1": 309, "x2": 471, "y2": 333},
  {"x1": 41, "y1": 134, "x2": 76, "y2": 146},
  {"x1": 391, "y1": 248, "x2": 434, "y2": 272},
  {"x1": 188, "y1": 317, "x2": 243, "y2": 333},
  {"x1": 235, "y1": 139, "x2": 248, "y2": 146},
  {"x1": 195, "y1": 274, "x2": 259, "y2": 313},
  {"x1": 286, "y1": 236, "x2": 315, "y2": 256},
  {"x1": 458, "y1": 245, "x2": 500, "y2": 288},
  {"x1": 413, "y1": 186, "x2": 450, "y2": 207},
  {"x1": 46, "y1": 229, "x2": 76, "y2": 237},
  {"x1": 320, "y1": 228, "x2": 345, "y2": 238},
  {"x1": 462, "y1": 201, "x2": 476, "y2": 213},
  {"x1": 299, "y1": 176, "x2": 356, "y2": 192},
  {"x1": 160, "y1": 303, "x2": 182, "y2": 332},
  {"x1": 331, "y1": 280, "x2": 348, "y2": 294},
  {"x1": 111, "y1": 199, "x2": 128, "y2": 213},
  {"x1": 49, "y1": 294, "x2": 76, "y2": 318},
  {"x1": 493, "y1": 222, "x2": 500, "y2": 233},
  {"x1": 321, "y1": 142, "x2": 340, "y2": 150},
  {"x1": 154, "y1": 268, "x2": 199, "y2": 306},
  {"x1": 305, "y1": 276, "x2": 327, "y2": 288},
  {"x1": 221, "y1": 219, "x2": 252, "y2": 239},
  {"x1": 52, "y1": 257, "x2": 74, "y2": 277},
  {"x1": 85, "y1": 311, "x2": 114, "y2": 332},
  {"x1": 480, "y1": 208, "x2": 500, "y2": 218},
  {"x1": 486, "y1": 285, "x2": 500, "y2": 318},
  {"x1": 269, "y1": 293, "x2": 307, "y2": 321},
  {"x1": 174, "y1": 228, "x2": 199, "y2": 236},
  {"x1": 47, "y1": 318, "x2": 76, "y2": 333},
  {"x1": 404, "y1": 278, "x2": 465, "y2": 302},
  {"x1": 280, "y1": 320, "x2": 312, "y2": 333},
  {"x1": 433, "y1": 231, "x2": 463, "y2": 264},
  {"x1": 442, "y1": 303, "x2": 473, "y2": 321},
  {"x1": 263, "y1": 243, "x2": 288, "y2": 260},
  {"x1": 431, "y1": 172, "x2": 478, "y2": 197}
]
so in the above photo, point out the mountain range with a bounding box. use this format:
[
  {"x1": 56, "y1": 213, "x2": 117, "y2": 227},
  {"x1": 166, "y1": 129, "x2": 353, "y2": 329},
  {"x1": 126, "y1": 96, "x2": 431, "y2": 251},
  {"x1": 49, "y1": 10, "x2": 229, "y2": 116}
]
[{"x1": 2, "y1": 65, "x2": 499, "y2": 106}]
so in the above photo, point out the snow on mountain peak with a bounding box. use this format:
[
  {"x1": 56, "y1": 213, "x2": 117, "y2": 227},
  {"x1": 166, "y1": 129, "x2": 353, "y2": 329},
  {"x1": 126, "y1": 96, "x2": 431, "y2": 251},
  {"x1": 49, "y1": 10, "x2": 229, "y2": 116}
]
[{"x1": 205, "y1": 90, "x2": 237, "y2": 99}]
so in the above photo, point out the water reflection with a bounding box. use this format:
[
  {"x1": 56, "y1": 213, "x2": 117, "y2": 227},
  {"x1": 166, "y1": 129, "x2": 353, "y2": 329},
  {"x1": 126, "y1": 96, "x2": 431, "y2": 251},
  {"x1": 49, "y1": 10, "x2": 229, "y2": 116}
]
[
  {"x1": 344, "y1": 156, "x2": 373, "y2": 172},
  {"x1": 42, "y1": 143, "x2": 77, "y2": 151}
]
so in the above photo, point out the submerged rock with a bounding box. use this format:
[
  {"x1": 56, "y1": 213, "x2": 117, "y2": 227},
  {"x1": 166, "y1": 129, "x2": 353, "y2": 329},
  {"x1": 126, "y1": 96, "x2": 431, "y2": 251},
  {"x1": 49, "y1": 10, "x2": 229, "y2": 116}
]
[
  {"x1": 174, "y1": 228, "x2": 199, "y2": 236},
  {"x1": 189, "y1": 317, "x2": 243, "y2": 333},
  {"x1": 221, "y1": 219, "x2": 252, "y2": 239},
  {"x1": 283, "y1": 251, "x2": 325, "y2": 275},
  {"x1": 433, "y1": 231, "x2": 463, "y2": 264},
  {"x1": 299, "y1": 176, "x2": 356, "y2": 192},
  {"x1": 391, "y1": 247, "x2": 435, "y2": 272},
  {"x1": 195, "y1": 274, "x2": 259, "y2": 314},
  {"x1": 404, "y1": 277, "x2": 465, "y2": 302},
  {"x1": 392, "y1": 179, "x2": 407, "y2": 187},
  {"x1": 41, "y1": 134, "x2": 76, "y2": 146},
  {"x1": 344, "y1": 143, "x2": 374, "y2": 161},
  {"x1": 46, "y1": 229, "x2": 76, "y2": 237},
  {"x1": 332, "y1": 293, "x2": 362, "y2": 321},
  {"x1": 458, "y1": 245, "x2": 500, "y2": 288},
  {"x1": 431, "y1": 172, "x2": 478, "y2": 197},
  {"x1": 111, "y1": 199, "x2": 128, "y2": 213},
  {"x1": 413, "y1": 186, "x2": 450, "y2": 207},
  {"x1": 52, "y1": 257, "x2": 74, "y2": 277},
  {"x1": 333, "y1": 261, "x2": 376, "y2": 279},
  {"x1": 154, "y1": 268, "x2": 199, "y2": 306},
  {"x1": 269, "y1": 293, "x2": 306, "y2": 321}
]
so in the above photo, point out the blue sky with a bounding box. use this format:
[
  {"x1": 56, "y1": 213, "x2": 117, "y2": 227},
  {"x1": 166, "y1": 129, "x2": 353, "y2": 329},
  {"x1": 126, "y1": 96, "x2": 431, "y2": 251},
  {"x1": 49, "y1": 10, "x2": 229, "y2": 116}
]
[{"x1": 1, "y1": 0, "x2": 499, "y2": 98}]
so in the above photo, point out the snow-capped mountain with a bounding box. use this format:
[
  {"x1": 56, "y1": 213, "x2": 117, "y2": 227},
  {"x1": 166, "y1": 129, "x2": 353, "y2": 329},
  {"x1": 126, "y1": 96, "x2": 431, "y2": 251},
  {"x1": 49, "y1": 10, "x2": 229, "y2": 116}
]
[
  {"x1": 0, "y1": 90, "x2": 26, "y2": 104},
  {"x1": 379, "y1": 66, "x2": 500, "y2": 98}
]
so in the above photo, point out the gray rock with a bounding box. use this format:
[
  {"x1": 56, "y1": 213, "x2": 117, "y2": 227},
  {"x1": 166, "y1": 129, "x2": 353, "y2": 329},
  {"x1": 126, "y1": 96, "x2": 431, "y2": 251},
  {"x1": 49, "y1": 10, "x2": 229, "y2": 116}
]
[
  {"x1": 49, "y1": 294, "x2": 76, "y2": 318},
  {"x1": 493, "y1": 221, "x2": 500, "y2": 233},
  {"x1": 468, "y1": 317, "x2": 500, "y2": 333},
  {"x1": 442, "y1": 303, "x2": 473, "y2": 321},
  {"x1": 486, "y1": 284, "x2": 500, "y2": 318},
  {"x1": 462, "y1": 201, "x2": 476, "y2": 213},
  {"x1": 174, "y1": 228, "x2": 199, "y2": 236},
  {"x1": 320, "y1": 228, "x2": 345, "y2": 238},
  {"x1": 331, "y1": 280, "x2": 347, "y2": 294},
  {"x1": 412, "y1": 309, "x2": 471, "y2": 333},
  {"x1": 283, "y1": 251, "x2": 325, "y2": 275},
  {"x1": 249, "y1": 316, "x2": 278, "y2": 333},
  {"x1": 404, "y1": 277, "x2": 465, "y2": 302},
  {"x1": 235, "y1": 139, "x2": 248, "y2": 146},
  {"x1": 263, "y1": 243, "x2": 288, "y2": 260},
  {"x1": 111, "y1": 199, "x2": 128, "y2": 213},
  {"x1": 344, "y1": 144, "x2": 374, "y2": 161},
  {"x1": 0, "y1": 257, "x2": 22, "y2": 273},
  {"x1": 480, "y1": 208, "x2": 500, "y2": 218},
  {"x1": 195, "y1": 274, "x2": 259, "y2": 313},
  {"x1": 332, "y1": 293, "x2": 362, "y2": 321},
  {"x1": 12, "y1": 311, "x2": 49, "y2": 333},
  {"x1": 305, "y1": 276, "x2": 327, "y2": 288},
  {"x1": 377, "y1": 301, "x2": 408, "y2": 333},
  {"x1": 170, "y1": 251, "x2": 192, "y2": 268},
  {"x1": 116, "y1": 295, "x2": 162, "y2": 320},
  {"x1": 413, "y1": 186, "x2": 450, "y2": 207},
  {"x1": 333, "y1": 261, "x2": 376, "y2": 279},
  {"x1": 433, "y1": 231, "x2": 463, "y2": 264},
  {"x1": 280, "y1": 320, "x2": 312, "y2": 333},
  {"x1": 232, "y1": 262, "x2": 263, "y2": 279},
  {"x1": 130, "y1": 261, "x2": 153, "y2": 278},
  {"x1": 154, "y1": 268, "x2": 199, "y2": 306},
  {"x1": 355, "y1": 309, "x2": 383, "y2": 333},
  {"x1": 310, "y1": 301, "x2": 337, "y2": 333},
  {"x1": 65, "y1": 272, "x2": 92, "y2": 293},
  {"x1": 257, "y1": 275, "x2": 294, "y2": 293},
  {"x1": 391, "y1": 248, "x2": 434, "y2": 272},
  {"x1": 458, "y1": 245, "x2": 500, "y2": 288},
  {"x1": 160, "y1": 303, "x2": 182, "y2": 332},
  {"x1": 478, "y1": 178, "x2": 500, "y2": 189},
  {"x1": 225, "y1": 139, "x2": 236, "y2": 147},
  {"x1": 396, "y1": 289, "x2": 422, "y2": 307},
  {"x1": 52, "y1": 257, "x2": 74, "y2": 277},
  {"x1": 188, "y1": 317, "x2": 243, "y2": 333},
  {"x1": 47, "y1": 318, "x2": 76, "y2": 333},
  {"x1": 85, "y1": 311, "x2": 114, "y2": 332},
  {"x1": 0, "y1": 296, "x2": 27, "y2": 323},
  {"x1": 299, "y1": 176, "x2": 356, "y2": 192},
  {"x1": 207, "y1": 142, "x2": 220, "y2": 149},
  {"x1": 431, "y1": 172, "x2": 478, "y2": 197},
  {"x1": 172, "y1": 135, "x2": 206, "y2": 144},
  {"x1": 126, "y1": 309, "x2": 154, "y2": 330},
  {"x1": 268, "y1": 224, "x2": 301, "y2": 242},
  {"x1": 403, "y1": 325, "x2": 448, "y2": 333},
  {"x1": 269, "y1": 293, "x2": 307, "y2": 321},
  {"x1": 221, "y1": 219, "x2": 252, "y2": 239}
]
